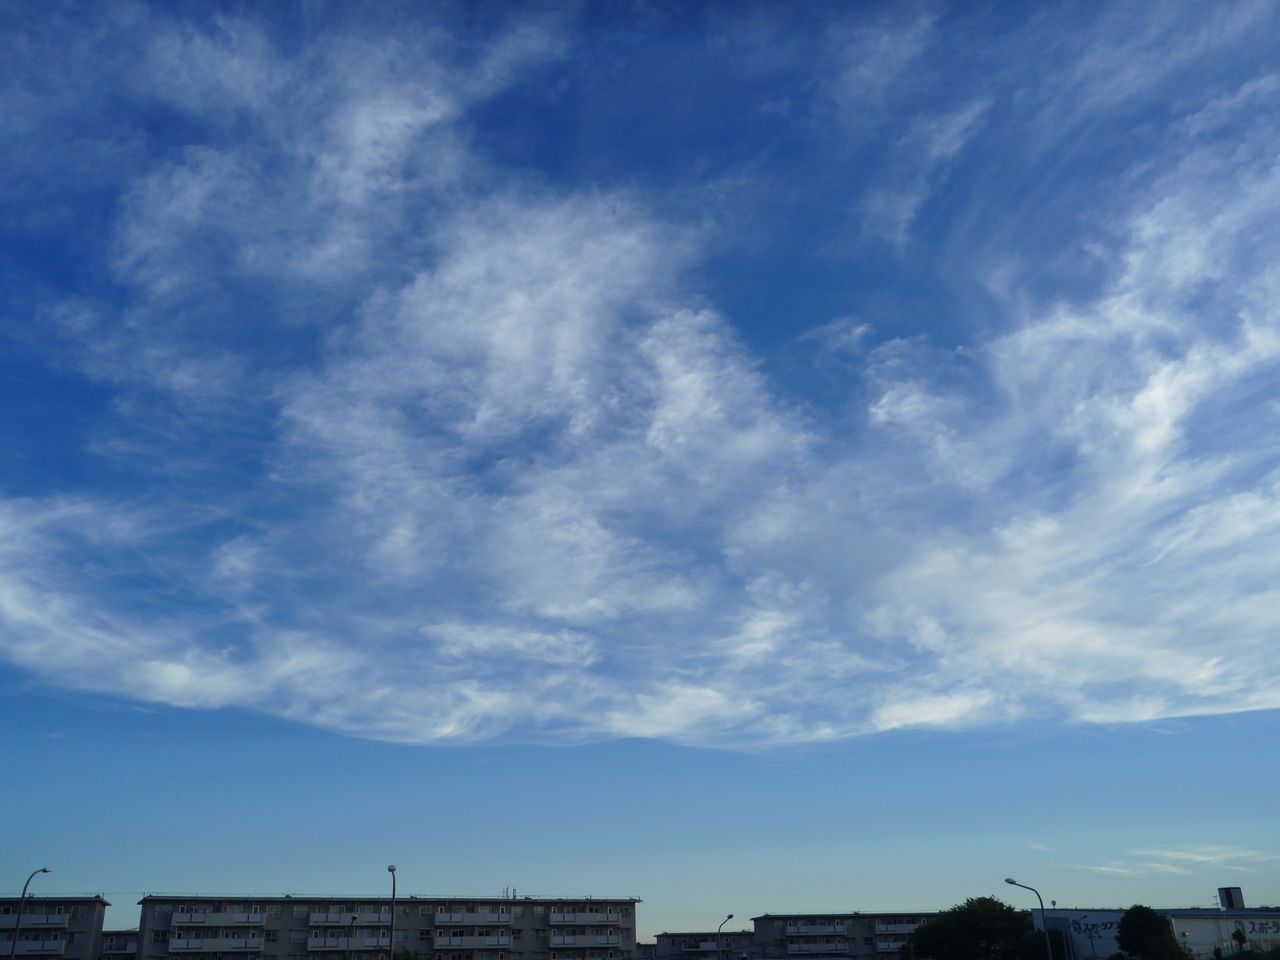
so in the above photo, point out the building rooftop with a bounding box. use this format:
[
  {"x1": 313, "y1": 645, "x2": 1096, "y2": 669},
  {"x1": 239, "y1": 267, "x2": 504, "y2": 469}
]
[{"x1": 138, "y1": 894, "x2": 642, "y2": 904}]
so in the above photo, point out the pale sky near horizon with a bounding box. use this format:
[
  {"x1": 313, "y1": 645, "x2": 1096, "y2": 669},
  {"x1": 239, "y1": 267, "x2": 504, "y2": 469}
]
[{"x1": 2, "y1": 0, "x2": 1278, "y2": 940}]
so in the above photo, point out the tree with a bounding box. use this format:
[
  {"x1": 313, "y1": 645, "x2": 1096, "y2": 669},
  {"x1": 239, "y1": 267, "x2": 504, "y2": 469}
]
[
  {"x1": 1115, "y1": 906, "x2": 1185, "y2": 960},
  {"x1": 908, "y1": 897, "x2": 1044, "y2": 960}
]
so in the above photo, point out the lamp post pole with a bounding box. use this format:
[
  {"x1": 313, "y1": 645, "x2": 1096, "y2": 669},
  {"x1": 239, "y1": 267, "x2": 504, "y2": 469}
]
[
  {"x1": 717, "y1": 914, "x2": 734, "y2": 960},
  {"x1": 1005, "y1": 879, "x2": 1053, "y2": 960},
  {"x1": 8, "y1": 869, "x2": 51, "y2": 960},
  {"x1": 348, "y1": 914, "x2": 358, "y2": 960},
  {"x1": 387, "y1": 866, "x2": 397, "y2": 960}
]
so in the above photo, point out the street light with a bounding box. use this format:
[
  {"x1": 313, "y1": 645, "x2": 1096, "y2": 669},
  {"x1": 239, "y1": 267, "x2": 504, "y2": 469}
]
[
  {"x1": 387, "y1": 866, "x2": 397, "y2": 960},
  {"x1": 9, "y1": 869, "x2": 51, "y2": 960},
  {"x1": 717, "y1": 914, "x2": 734, "y2": 960},
  {"x1": 347, "y1": 914, "x2": 358, "y2": 960},
  {"x1": 1005, "y1": 879, "x2": 1053, "y2": 960}
]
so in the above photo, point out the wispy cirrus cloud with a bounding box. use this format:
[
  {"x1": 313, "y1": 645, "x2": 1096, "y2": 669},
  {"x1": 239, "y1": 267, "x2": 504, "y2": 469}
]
[
  {"x1": 2, "y1": 3, "x2": 1280, "y2": 747},
  {"x1": 1075, "y1": 847, "x2": 1279, "y2": 878}
]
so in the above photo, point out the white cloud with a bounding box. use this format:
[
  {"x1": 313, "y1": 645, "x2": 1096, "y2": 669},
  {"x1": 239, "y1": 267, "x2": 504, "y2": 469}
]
[{"x1": 3, "y1": 4, "x2": 1280, "y2": 749}]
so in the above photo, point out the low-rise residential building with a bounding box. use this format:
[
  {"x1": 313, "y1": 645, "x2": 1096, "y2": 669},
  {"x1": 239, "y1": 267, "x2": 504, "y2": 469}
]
[
  {"x1": 751, "y1": 913, "x2": 932, "y2": 960},
  {"x1": 654, "y1": 930, "x2": 754, "y2": 960},
  {"x1": 100, "y1": 930, "x2": 139, "y2": 960},
  {"x1": 136, "y1": 896, "x2": 639, "y2": 960},
  {"x1": 0, "y1": 896, "x2": 111, "y2": 960}
]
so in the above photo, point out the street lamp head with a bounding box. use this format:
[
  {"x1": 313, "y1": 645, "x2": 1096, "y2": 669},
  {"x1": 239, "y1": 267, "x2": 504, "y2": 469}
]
[
  {"x1": 1005, "y1": 878, "x2": 1017, "y2": 885},
  {"x1": 726, "y1": 915, "x2": 734, "y2": 920},
  {"x1": 39, "y1": 869, "x2": 50, "y2": 875},
  {"x1": 387, "y1": 865, "x2": 396, "y2": 873}
]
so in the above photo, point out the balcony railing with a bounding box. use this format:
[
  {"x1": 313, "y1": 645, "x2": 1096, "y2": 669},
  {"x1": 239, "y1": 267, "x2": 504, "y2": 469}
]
[
  {"x1": 174, "y1": 914, "x2": 265, "y2": 927},
  {"x1": 169, "y1": 938, "x2": 265, "y2": 952},
  {"x1": 0, "y1": 917, "x2": 70, "y2": 930},
  {"x1": 432, "y1": 913, "x2": 511, "y2": 925},
  {"x1": 786, "y1": 944, "x2": 846, "y2": 954},
  {"x1": 434, "y1": 936, "x2": 511, "y2": 948},
  {"x1": 550, "y1": 914, "x2": 620, "y2": 925},
  {"x1": 310, "y1": 914, "x2": 391, "y2": 926},
  {"x1": 876, "y1": 942, "x2": 908, "y2": 953},
  {"x1": 7, "y1": 942, "x2": 66, "y2": 955},
  {"x1": 872, "y1": 925, "x2": 917, "y2": 935},
  {"x1": 102, "y1": 944, "x2": 138, "y2": 954},
  {"x1": 308, "y1": 937, "x2": 389, "y2": 951},
  {"x1": 785, "y1": 927, "x2": 846, "y2": 936}
]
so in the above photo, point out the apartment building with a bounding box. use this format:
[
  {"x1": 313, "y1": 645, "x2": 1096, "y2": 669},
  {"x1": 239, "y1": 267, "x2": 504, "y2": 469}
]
[
  {"x1": 100, "y1": 930, "x2": 139, "y2": 960},
  {"x1": 751, "y1": 913, "x2": 932, "y2": 960},
  {"x1": 654, "y1": 930, "x2": 755, "y2": 960},
  {"x1": 136, "y1": 896, "x2": 639, "y2": 960},
  {"x1": 0, "y1": 896, "x2": 111, "y2": 960}
]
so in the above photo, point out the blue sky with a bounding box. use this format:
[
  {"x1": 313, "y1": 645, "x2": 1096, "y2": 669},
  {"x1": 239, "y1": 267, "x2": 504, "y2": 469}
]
[{"x1": 3, "y1": 0, "x2": 1279, "y2": 937}]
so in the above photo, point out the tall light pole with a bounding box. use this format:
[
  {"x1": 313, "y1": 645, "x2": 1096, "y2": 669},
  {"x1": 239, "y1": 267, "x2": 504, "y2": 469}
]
[
  {"x1": 717, "y1": 914, "x2": 734, "y2": 960},
  {"x1": 347, "y1": 914, "x2": 358, "y2": 960},
  {"x1": 9, "y1": 869, "x2": 51, "y2": 960},
  {"x1": 386, "y1": 866, "x2": 397, "y2": 960},
  {"x1": 1006, "y1": 879, "x2": 1053, "y2": 960}
]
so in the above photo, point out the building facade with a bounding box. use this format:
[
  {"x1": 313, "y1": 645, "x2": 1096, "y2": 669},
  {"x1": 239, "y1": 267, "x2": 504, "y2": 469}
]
[
  {"x1": 0, "y1": 896, "x2": 111, "y2": 960},
  {"x1": 101, "y1": 930, "x2": 140, "y2": 960},
  {"x1": 653, "y1": 930, "x2": 755, "y2": 960},
  {"x1": 135, "y1": 897, "x2": 639, "y2": 960},
  {"x1": 1038, "y1": 907, "x2": 1280, "y2": 960},
  {"x1": 751, "y1": 914, "x2": 932, "y2": 960}
]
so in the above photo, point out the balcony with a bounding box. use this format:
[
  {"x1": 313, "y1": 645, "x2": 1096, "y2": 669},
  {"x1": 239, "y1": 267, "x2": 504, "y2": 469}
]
[
  {"x1": 308, "y1": 937, "x2": 389, "y2": 951},
  {"x1": 0, "y1": 917, "x2": 70, "y2": 929},
  {"x1": 432, "y1": 913, "x2": 511, "y2": 925},
  {"x1": 872, "y1": 925, "x2": 917, "y2": 936},
  {"x1": 550, "y1": 914, "x2": 620, "y2": 926},
  {"x1": 7, "y1": 943, "x2": 66, "y2": 955},
  {"x1": 103, "y1": 944, "x2": 138, "y2": 954},
  {"x1": 174, "y1": 914, "x2": 265, "y2": 927},
  {"x1": 310, "y1": 915, "x2": 391, "y2": 926},
  {"x1": 786, "y1": 944, "x2": 846, "y2": 955},
  {"x1": 170, "y1": 939, "x2": 265, "y2": 952},
  {"x1": 785, "y1": 928, "x2": 845, "y2": 937},
  {"x1": 596, "y1": 937, "x2": 621, "y2": 946},
  {"x1": 551, "y1": 937, "x2": 577, "y2": 947},
  {"x1": 434, "y1": 936, "x2": 512, "y2": 948},
  {"x1": 876, "y1": 943, "x2": 908, "y2": 953}
]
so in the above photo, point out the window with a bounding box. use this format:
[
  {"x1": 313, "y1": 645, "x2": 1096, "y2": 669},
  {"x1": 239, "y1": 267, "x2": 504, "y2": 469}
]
[
  {"x1": 154, "y1": 933, "x2": 170, "y2": 944},
  {"x1": 266, "y1": 932, "x2": 280, "y2": 944},
  {"x1": 293, "y1": 908, "x2": 308, "y2": 919}
]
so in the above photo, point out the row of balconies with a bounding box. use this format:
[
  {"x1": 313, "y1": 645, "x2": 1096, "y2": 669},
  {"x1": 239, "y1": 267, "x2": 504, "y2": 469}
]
[
  {"x1": 157, "y1": 934, "x2": 632, "y2": 953},
  {"x1": 0, "y1": 918, "x2": 71, "y2": 929},
  {"x1": 168, "y1": 913, "x2": 621, "y2": 929}
]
